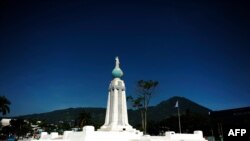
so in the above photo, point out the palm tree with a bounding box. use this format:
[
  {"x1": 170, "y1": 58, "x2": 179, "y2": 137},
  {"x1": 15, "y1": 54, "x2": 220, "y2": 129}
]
[{"x1": 0, "y1": 96, "x2": 11, "y2": 116}]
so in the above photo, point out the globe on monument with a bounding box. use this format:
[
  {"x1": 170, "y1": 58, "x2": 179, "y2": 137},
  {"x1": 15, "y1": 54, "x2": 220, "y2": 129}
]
[
  {"x1": 112, "y1": 56, "x2": 123, "y2": 78},
  {"x1": 112, "y1": 67, "x2": 123, "y2": 78}
]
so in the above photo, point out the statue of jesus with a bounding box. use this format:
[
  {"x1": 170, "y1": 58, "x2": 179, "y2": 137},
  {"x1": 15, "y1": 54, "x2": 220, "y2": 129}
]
[{"x1": 115, "y1": 56, "x2": 120, "y2": 68}]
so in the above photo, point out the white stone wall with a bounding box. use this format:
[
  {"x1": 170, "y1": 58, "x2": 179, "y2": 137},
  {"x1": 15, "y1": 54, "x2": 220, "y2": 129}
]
[
  {"x1": 0, "y1": 118, "x2": 11, "y2": 126},
  {"x1": 33, "y1": 126, "x2": 207, "y2": 141}
]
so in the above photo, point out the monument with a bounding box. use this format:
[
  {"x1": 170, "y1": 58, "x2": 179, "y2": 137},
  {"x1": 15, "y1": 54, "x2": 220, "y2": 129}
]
[
  {"x1": 99, "y1": 57, "x2": 134, "y2": 132},
  {"x1": 33, "y1": 57, "x2": 207, "y2": 141}
]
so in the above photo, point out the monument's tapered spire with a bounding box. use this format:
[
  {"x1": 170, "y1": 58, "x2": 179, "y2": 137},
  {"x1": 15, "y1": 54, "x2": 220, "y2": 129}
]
[{"x1": 99, "y1": 57, "x2": 133, "y2": 132}]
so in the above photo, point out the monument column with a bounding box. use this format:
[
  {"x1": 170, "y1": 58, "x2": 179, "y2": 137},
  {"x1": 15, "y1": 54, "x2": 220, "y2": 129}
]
[{"x1": 99, "y1": 57, "x2": 133, "y2": 131}]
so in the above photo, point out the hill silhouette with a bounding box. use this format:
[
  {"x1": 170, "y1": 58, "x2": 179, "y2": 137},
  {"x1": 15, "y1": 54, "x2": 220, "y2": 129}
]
[
  {"x1": 148, "y1": 96, "x2": 211, "y2": 121},
  {"x1": 18, "y1": 96, "x2": 211, "y2": 126}
]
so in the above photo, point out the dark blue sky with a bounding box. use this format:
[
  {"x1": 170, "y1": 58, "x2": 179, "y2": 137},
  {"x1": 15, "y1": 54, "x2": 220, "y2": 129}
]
[{"x1": 0, "y1": 0, "x2": 250, "y2": 116}]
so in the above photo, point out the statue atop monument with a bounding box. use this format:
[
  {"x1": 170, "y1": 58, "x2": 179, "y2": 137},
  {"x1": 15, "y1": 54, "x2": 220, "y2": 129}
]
[{"x1": 115, "y1": 56, "x2": 120, "y2": 68}]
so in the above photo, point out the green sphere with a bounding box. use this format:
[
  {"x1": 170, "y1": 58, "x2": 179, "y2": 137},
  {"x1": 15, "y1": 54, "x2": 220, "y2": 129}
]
[{"x1": 112, "y1": 68, "x2": 123, "y2": 78}]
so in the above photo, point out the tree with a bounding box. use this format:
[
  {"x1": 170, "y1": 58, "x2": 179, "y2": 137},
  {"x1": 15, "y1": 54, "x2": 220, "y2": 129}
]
[
  {"x1": 128, "y1": 80, "x2": 158, "y2": 134},
  {"x1": 57, "y1": 122, "x2": 70, "y2": 134},
  {"x1": 127, "y1": 96, "x2": 144, "y2": 130},
  {"x1": 38, "y1": 120, "x2": 56, "y2": 134},
  {"x1": 0, "y1": 96, "x2": 11, "y2": 116},
  {"x1": 77, "y1": 110, "x2": 92, "y2": 128},
  {"x1": 10, "y1": 119, "x2": 32, "y2": 139}
]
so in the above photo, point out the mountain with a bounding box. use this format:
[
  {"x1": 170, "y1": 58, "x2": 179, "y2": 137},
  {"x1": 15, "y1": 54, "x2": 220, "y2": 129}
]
[
  {"x1": 18, "y1": 96, "x2": 211, "y2": 126},
  {"x1": 147, "y1": 96, "x2": 211, "y2": 122}
]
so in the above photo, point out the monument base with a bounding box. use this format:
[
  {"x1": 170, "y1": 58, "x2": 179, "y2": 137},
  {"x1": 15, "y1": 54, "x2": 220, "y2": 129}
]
[
  {"x1": 34, "y1": 126, "x2": 207, "y2": 141},
  {"x1": 98, "y1": 124, "x2": 136, "y2": 132}
]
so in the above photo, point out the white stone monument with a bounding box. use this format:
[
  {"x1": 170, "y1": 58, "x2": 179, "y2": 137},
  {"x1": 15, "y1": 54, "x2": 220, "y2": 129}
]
[
  {"x1": 99, "y1": 57, "x2": 134, "y2": 132},
  {"x1": 32, "y1": 57, "x2": 207, "y2": 141}
]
